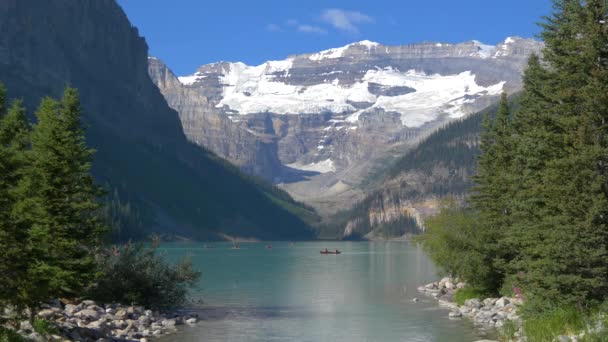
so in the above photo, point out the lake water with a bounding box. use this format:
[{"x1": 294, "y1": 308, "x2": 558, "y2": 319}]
[{"x1": 157, "y1": 241, "x2": 493, "y2": 342}]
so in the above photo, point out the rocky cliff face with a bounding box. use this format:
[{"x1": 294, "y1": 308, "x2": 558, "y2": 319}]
[
  {"x1": 0, "y1": 0, "x2": 315, "y2": 240},
  {"x1": 149, "y1": 38, "x2": 542, "y2": 214}
]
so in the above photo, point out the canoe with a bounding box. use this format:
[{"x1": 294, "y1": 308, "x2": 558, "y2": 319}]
[{"x1": 320, "y1": 250, "x2": 341, "y2": 254}]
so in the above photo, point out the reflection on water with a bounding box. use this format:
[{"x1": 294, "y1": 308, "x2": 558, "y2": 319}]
[{"x1": 157, "y1": 241, "x2": 493, "y2": 342}]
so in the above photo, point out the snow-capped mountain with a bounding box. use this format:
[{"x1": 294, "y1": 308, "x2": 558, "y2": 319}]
[{"x1": 148, "y1": 37, "x2": 542, "y2": 213}]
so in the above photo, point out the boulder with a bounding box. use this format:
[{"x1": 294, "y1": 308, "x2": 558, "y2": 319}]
[
  {"x1": 464, "y1": 298, "x2": 482, "y2": 309},
  {"x1": 444, "y1": 281, "x2": 455, "y2": 289},
  {"x1": 81, "y1": 300, "x2": 96, "y2": 307},
  {"x1": 162, "y1": 319, "x2": 176, "y2": 328},
  {"x1": 448, "y1": 311, "x2": 462, "y2": 318},
  {"x1": 185, "y1": 317, "x2": 197, "y2": 324},
  {"x1": 76, "y1": 309, "x2": 101, "y2": 321},
  {"x1": 37, "y1": 309, "x2": 56, "y2": 319},
  {"x1": 495, "y1": 297, "x2": 510, "y2": 307},
  {"x1": 64, "y1": 304, "x2": 79, "y2": 315},
  {"x1": 20, "y1": 320, "x2": 34, "y2": 333},
  {"x1": 114, "y1": 309, "x2": 128, "y2": 319},
  {"x1": 27, "y1": 332, "x2": 45, "y2": 342}
]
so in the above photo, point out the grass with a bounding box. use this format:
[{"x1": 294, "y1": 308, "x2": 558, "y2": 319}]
[
  {"x1": 32, "y1": 318, "x2": 57, "y2": 335},
  {"x1": 522, "y1": 307, "x2": 587, "y2": 342},
  {"x1": 0, "y1": 327, "x2": 25, "y2": 342},
  {"x1": 453, "y1": 287, "x2": 487, "y2": 306},
  {"x1": 499, "y1": 319, "x2": 518, "y2": 341}
]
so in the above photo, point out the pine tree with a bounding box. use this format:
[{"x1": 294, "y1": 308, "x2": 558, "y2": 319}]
[
  {"x1": 502, "y1": 0, "x2": 608, "y2": 310},
  {"x1": 470, "y1": 93, "x2": 515, "y2": 293},
  {"x1": 12, "y1": 88, "x2": 106, "y2": 313},
  {"x1": 0, "y1": 89, "x2": 31, "y2": 311}
]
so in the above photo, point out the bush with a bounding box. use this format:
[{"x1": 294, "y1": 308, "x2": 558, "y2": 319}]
[
  {"x1": 416, "y1": 198, "x2": 502, "y2": 294},
  {"x1": 89, "y1": 238, "x2": 201, "y2": 310}
]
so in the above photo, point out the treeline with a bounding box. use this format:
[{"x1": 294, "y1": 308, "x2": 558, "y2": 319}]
[
  {"x1": 421, "y1": 0, "x2": 608, "y2": 314},
  {"x1": 319, "y1": 190, "x2": 421, "y2": 240},
  {"x1": 0, "y1": 84, "x2": 199, "y2": 320}
]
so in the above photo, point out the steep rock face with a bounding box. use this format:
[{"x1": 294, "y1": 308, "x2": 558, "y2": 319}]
[
  {"x1": 333, "y1": 97, "x2": 499, "y2": 239},
  {"x1": 0, "y1": 0, "x2": 314, "y2": 240},
  {"x1": 148, "y1": 58, "x2": 283, "y2": 180},
  {"x1": 149, "y1": 38, "x2": 542, "y2": 213}
]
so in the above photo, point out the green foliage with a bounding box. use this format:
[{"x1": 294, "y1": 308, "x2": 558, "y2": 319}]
[
  {"x1": 90, "y1": 239, "x2": 201, "y2": 310},
  {"x1": 99, "y1": 188, "x2": 152, "y2": 242},
  {"x1": 453, "y1": 287, "x2": 486, "y2": 306},
  {"x1": 522, "y1": 307, "x2": 587, "y2": 342},
  {"x1": 0, "y1": 327, "x2": 25, "y2": 342},
  {"x1": 419, "y1": 0, "x2": 608, "y2": 316},
  {"x1": 416, "y1": 199, "x2": 498, "y2": 294},
  {"x1": 32, "y1": 319, "x2": 57, "y2": 335},
  {"x1": 499, "y1": 319, "x2": 518, "y2": 342},
  {"x1": 0, "y1": 85, "x2": 107, "y2": 316}
]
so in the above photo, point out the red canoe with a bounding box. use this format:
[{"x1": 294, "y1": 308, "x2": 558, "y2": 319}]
[{"x1": 320, "y1": 250, "x2": 341, "y2": 255}]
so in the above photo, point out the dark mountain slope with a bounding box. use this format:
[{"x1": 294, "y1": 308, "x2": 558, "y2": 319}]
[{"x1": 0, "y1": 0, "x2": 316, "y2": 240}]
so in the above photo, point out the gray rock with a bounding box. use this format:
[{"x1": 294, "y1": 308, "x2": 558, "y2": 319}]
[
  {"x1": 76, "y1": 309, "x2": 101, "y2": 321},
  {"x1": 412, "y1": 297, "x2": 419, "y2": 302},
  {"x1": 114, "y1": 309, "x2": 128, "y2": 319},
  {"x1": 464, "y1": 298, "x2": 482, "y2": 309},
  {"x1": 27, "y1": 332, "x2": 45, "y2": 342},
  {"x1": 19, "y1": 320, "x2": 33, "y2": 333},
  {"x1": 495, "y1": 297, "x2": 510, "y2": 307},
  {"x1": 185, "y1": 317, "x2": 197, "y2": 324},
  {"x1": 64, "y1": 304, "x2": 79, "y2": 315},
  {"x1": 556, "y1": 336, "x2": 572, "y2": 342},
  {"x1": 81, "y1": 300, "x2": 96, "y2": 307},
  {"x1": 138, "y1": 315, "x2": 152, "y2": 326},
  {"x1": 162, "y1": 319, "x2": 176, "y2": 328},
  {"x1": 448, "y1": 311, "x2": 462, "y2": 318},
  {"x1": 37, "y1": 308, "x2": 55, "y2": 319}
]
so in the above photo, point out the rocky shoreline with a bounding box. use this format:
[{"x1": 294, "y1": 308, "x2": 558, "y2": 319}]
[
  {"x1": 2, "y1": 299, "x2": 199, "y2": 342},
  {"x1": 417, "y1": 277, "x2": 524, "y2": 341}
]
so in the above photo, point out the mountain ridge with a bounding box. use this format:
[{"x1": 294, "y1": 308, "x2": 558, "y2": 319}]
[
  {"x1": 0, "y1": 0, "x2": 316, "y2": 241},
  {"x1": 149, "y1": 37, "x2": 542, "y2": 215}
]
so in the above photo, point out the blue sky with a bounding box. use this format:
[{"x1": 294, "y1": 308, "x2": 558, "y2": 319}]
[{"x1": 116, "y1": 0, "x2": 553, "y2": 76}]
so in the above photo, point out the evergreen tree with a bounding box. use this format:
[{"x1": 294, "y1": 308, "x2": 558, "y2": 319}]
[
  {"x1": 0, "y1": 91, "x2": 31, "y2": 311},
  {"x1": 503, "y1": 0, "x2": 608, "y2": 310},
  {"x1": 12, "y1": 88, "x2": 106, "y2": 313},
  {"x1": 470, "y1": 93, "x2": 515, "y2": 293}
]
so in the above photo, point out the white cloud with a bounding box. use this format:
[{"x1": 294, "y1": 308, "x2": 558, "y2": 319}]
[
  {"x1": 266, "y1": 23, "x2": 281, "y2": 32},
  {"x1": 320, "y1": 9, "x2": 374, "y2": 34},
  {"x1": 297, "y1": 25, "x2": 327, "y2": 35},
  {"x1": 286, "y1": 19, "x2": 298, "y2": 26}
]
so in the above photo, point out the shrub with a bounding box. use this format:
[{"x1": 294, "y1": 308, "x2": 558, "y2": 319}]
[{"x1": 89, "y1": 238, "x2": 201, "y2": 310}]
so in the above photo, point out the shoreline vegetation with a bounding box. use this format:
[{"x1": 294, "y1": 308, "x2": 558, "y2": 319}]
[
  {"x1": 416, "y1": 1, "x2": 608, "y2": 341},
  {"x1": 0, "y1": 85, "x2": 201, "y2": 341}
]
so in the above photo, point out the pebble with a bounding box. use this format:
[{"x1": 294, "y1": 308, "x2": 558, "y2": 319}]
[{"x1": 1, "y1": 299, "x2": 196, "y2": 342}]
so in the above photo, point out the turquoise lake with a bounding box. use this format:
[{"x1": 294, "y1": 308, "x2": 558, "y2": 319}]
[{"x1": 157, "y1": 241, "x2": 493, "y2": 342}]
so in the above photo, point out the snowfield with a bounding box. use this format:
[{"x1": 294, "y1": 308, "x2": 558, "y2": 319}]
[
  {"x1": 287, "y1": 159, "x2": 336, "y2": 174},
  {"x1": 176, "y1": 38, "x2": 521, "y2": 128},
  {"x1": 203, "y1": 63, "x2": 504, "y2": 128}
]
